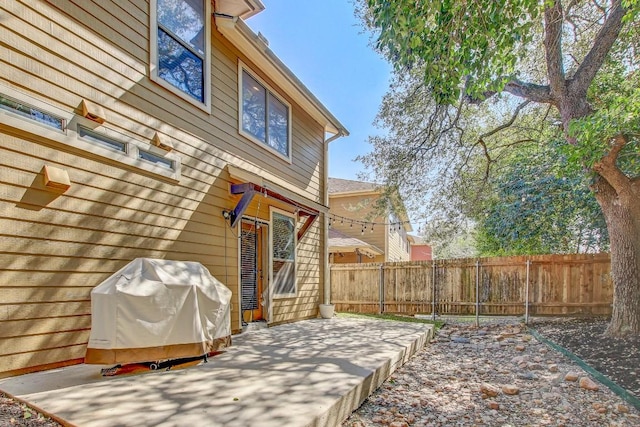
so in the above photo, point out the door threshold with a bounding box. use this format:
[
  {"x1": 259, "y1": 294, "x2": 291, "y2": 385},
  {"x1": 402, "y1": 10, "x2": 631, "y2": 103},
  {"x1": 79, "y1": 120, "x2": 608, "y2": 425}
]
[{"x1": 242, "y1": 320, "x2": 268, "y2": 333}]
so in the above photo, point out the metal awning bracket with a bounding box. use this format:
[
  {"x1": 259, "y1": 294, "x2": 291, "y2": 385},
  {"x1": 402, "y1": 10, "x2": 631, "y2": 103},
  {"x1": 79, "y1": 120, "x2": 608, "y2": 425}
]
[
  {"x1": 229, "y1": 183, "x2": 257, "y2": 228},
  {"x1": 228, "y1": 181, "x2": 320, "y2": 240}
]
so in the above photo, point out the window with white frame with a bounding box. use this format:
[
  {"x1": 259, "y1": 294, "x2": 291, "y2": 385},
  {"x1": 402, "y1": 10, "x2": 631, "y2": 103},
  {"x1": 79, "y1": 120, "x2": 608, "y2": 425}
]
[
  {"x1": 240, "y1": 67, "x2": 291, "y2": 160},
  {"x1": 0, "y1": 85, "x2": 182, "y2": 181},
  {"x1": 0, "y1": 94, "x2": 66, "y2": 131},
  {"x1": 151, "y1": 0, "x2": 210, "y2": 109},
  {"x1": 271, "y1": 209, "x2": 296, "y2": 297}
]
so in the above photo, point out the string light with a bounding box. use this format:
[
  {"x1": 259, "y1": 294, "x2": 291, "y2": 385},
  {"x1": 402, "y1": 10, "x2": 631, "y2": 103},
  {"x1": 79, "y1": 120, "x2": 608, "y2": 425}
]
[{"x1": 324, "y1": 213, "x2": 427, "y2": 236}]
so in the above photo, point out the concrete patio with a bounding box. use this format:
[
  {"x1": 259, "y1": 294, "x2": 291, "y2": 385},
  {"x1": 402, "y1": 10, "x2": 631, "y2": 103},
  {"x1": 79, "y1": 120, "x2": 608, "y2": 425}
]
[{"x1": 0, "y1": 317, "x2": 434, "y2": 427}]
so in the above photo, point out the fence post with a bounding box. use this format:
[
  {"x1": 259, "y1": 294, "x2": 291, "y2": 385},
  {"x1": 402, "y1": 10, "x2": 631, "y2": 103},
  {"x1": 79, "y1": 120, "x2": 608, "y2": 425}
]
[
  {"x1": 475, "y1": 260, "x2": 480, "y2": 327},
  {"x1": 525, "y1": 260, "x2": 530, "y2": 324},
  {"x1": 431, "y1": 261, "x2": 436, "y2": 321},
  {"x1": 379, "y1": 263, "x2": 384, "y2": 314}
]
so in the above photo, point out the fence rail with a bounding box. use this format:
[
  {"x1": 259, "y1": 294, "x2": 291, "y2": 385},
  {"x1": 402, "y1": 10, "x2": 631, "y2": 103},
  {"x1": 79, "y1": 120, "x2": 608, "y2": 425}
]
[{"x1": 330, "y1": 253, "x2": 612, "y2": 319}]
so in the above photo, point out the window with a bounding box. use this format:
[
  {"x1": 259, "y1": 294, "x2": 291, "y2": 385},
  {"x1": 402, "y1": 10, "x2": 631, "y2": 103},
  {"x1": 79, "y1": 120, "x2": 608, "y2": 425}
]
[
  {"x1": 139, "y1": 149, "x2": 174, "y2": 169},
  {"x1": 240, "y1": 67, "x2": 291, "y2": 160},
  {"x1": 78, "y1": 126, "x2": 126, "y2": 153},
  {"x1": 76, "y1": 123, "x2": 180, "y2": 177},
  {"x1": 151, "y1": 0, "x2": 210, "y2": 110},
  {"x1": 0, "y1": 86, "x2": 182, "y2": 181},
  {"x1": 0, "y1": 94, "x2": 65, "y2": 131},
  {"x1": 271, "y1": 209, "x2": 296, "y2": 297}
]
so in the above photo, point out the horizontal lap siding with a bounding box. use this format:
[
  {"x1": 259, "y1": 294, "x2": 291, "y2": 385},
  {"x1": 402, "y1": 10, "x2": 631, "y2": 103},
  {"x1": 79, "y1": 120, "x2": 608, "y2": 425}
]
[
  {"x1": 0, "y1": 0, "x2": 326, "y2": 376},
  {"x1": 329, "y1": 194, "x2": 387, "y2": 256}
]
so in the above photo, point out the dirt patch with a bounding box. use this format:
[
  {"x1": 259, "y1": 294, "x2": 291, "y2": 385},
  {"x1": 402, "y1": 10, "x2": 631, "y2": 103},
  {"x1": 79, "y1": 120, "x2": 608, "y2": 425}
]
[{"x1": 531, "y1": 317, "x2": 640, "y2": 398}]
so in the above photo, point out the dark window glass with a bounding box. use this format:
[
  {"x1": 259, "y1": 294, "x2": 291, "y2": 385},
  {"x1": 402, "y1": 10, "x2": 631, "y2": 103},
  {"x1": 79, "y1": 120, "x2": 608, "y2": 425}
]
[
  {"x1": 78, "y1": 126, "x2": 126, "y2": 152},
  {"x1": 268, "y1": 94, "x2": 289, "y2": 156},
  {"x1": 156, "y1": 0, "x2": 205, "y2": 102},
  {"x1": 139, "y1": 149, "x2": 174, "y2": 169},
  {"x1": 242, "y1": 71, "x2": 266, "y2": 142},
  {"x1": 241, "y1": 70, "x2": 290, "y2": 157},
  {"x1": 157, "y1": 0, "x2": 204, "y2": 54},
  {"x1": 158, "y1": 29, "x2": 204, "y2": 102}
]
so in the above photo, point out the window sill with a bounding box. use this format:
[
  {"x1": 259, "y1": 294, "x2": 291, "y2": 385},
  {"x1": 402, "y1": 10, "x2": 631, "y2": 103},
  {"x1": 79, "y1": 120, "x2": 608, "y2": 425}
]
[{"x1": 0, "y1": 86, "x2": 181, "y2": 182}]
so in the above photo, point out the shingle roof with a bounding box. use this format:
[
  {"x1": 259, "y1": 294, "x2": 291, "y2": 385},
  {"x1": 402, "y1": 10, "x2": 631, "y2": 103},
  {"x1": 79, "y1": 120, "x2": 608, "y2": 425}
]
[
  {"x1": 328, "y1": 229, "x2": 384, "y2": 256},
  {"x1": 328, "y1": 177, "x2": 380, "y2": 194}
]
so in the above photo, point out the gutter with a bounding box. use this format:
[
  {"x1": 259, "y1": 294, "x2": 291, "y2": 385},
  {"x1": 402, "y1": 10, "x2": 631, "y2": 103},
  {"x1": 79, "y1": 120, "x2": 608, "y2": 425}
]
[{"x1": 323, "y1": 130, "x2": 346, "y2": 305}]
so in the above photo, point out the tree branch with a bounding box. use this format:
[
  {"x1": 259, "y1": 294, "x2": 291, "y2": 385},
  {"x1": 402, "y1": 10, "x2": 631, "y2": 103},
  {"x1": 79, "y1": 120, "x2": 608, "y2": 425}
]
[
  {"x1": 592, "y1": 133, "x2": 631, "y2": 194},
  {"x1": 544, "y1": 0, "x2": 566, "y2": 98},
  {"x1": 467, "y1": 80, "x2": 554, "y2": 105},
  {"x1": 569, "y1": 0, "x2": 626, "y2": 98},
  {"x1": 478, "y1": 100, "x2": 532, "y2": 141},
  {"x1": 503, "y1": 80, "x2": 555, "y2": 104}
]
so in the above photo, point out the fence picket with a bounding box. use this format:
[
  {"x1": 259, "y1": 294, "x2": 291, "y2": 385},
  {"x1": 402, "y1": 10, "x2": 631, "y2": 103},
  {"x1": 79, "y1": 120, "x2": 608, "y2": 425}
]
[{"x1": 330, "y1": 254, "x2": 612, "y2": 316}]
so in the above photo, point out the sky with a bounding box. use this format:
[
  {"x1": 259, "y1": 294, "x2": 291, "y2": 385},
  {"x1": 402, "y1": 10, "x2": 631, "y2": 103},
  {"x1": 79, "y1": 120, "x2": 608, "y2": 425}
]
[{"x1": 246, "y1": 0, "x2": 391, "y2": 181}]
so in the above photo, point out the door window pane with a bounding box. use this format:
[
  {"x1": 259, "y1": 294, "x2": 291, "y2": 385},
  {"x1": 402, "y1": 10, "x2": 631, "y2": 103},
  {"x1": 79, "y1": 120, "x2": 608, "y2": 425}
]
[{"x1": 272, "y1": 211, "x2": 296, "y2": 296}]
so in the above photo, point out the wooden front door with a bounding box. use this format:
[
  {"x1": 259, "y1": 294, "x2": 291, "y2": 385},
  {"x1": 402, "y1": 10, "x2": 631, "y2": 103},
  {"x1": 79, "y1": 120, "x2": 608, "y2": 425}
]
[{"x1": 241, "y1": 220, "x2": 266, "y2": 322}]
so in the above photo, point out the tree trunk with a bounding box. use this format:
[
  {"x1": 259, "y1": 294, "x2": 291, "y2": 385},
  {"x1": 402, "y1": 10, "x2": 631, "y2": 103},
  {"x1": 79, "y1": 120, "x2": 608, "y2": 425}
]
[{"x1": 592, "y1": 174, "x2": 640, "y2": 337}]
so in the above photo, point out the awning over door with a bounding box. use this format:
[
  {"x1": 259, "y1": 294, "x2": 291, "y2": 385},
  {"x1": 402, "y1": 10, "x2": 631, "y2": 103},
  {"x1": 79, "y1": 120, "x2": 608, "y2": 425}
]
[{"x1": 226, "y1": 166, "x2": 323, "y2": 241}]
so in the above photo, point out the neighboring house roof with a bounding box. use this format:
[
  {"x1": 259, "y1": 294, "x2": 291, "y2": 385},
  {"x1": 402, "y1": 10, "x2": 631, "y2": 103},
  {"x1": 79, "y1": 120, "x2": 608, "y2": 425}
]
[
  {"x1": 214, "y1": 11, "x2": 348, "y2": 138},
  {"x1": 328, "y1": 177, "x2": 380, "y2": 195},
  {"x1": 328, "y1": 177, "x2": 413, "y2": 232},
  {"x1": 328, "y1": 228, "x2": 384, "y2": 258}
]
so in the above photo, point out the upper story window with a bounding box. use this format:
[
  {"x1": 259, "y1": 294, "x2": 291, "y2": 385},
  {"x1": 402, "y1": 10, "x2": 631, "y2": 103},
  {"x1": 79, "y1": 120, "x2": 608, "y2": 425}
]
[
  {"x1": 239, "y1": 65, "x2": 291, "y2": 161},
  {"x1": 151, "y1": 0, "x2": 211, "y2": 111}
]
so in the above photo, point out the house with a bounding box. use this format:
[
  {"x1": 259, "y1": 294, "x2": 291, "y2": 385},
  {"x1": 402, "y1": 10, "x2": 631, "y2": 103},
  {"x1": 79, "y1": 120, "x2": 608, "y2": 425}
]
[
  {"x1": 328, "y1": 178, "x2": 412, "y2": 263},
  {"x1": 0, "y1": 0, "x2": 347, "y2": 378},
  {"x1": 408, "y1": 236, "x2": 433, "y2": 261}
]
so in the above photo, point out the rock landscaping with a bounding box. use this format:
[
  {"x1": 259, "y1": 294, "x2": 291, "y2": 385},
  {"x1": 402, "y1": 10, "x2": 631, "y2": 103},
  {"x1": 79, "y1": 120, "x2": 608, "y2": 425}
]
[{"x1": 344, "y1": 319, "x2": 639, "y2": 426}]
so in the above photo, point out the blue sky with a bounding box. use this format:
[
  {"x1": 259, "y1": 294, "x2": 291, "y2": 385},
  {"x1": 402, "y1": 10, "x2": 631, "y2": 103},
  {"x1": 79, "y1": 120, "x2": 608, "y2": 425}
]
[{"x1": 246, "y1": 0, "x2": 391, "y2": 181}]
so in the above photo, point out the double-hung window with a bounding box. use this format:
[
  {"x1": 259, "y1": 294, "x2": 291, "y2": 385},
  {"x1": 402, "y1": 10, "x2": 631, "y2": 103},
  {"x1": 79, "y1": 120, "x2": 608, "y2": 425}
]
[
  {"x1": 151, "y1": 0, "x2": 211, "y2": 111},
  {"x1": 240, "y1": 66, "x2": 291, "y2": 161}
]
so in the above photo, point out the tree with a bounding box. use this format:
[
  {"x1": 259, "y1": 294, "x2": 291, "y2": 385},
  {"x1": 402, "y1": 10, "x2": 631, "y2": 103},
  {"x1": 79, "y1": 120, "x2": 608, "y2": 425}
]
[
  {"x1": 358, "y1": 0, "x2": 639, "y2": 336},
  {"x1": 474, "y1": 140, "x2": 609, "y2": 256}
]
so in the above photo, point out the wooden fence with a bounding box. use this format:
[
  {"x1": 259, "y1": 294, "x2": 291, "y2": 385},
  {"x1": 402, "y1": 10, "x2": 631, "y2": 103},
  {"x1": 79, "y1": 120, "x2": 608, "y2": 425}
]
[{"x1": 330, "y1": 253, "x2": 613, "y2": 317}]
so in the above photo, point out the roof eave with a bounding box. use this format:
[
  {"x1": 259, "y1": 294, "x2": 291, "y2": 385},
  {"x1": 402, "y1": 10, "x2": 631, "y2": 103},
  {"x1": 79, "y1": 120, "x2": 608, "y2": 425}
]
[{"x1": 215, "y1": 16, "x2": 349, "y2": 137}]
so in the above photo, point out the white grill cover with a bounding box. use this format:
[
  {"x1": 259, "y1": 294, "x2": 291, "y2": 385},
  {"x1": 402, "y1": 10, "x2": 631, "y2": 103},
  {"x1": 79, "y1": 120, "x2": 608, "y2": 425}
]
[{"x1": 85, "y1": 258, "x2": 232, "y2": 364}]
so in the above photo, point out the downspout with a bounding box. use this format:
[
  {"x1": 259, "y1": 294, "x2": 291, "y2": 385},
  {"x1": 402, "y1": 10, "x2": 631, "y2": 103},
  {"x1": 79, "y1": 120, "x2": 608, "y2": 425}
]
[{"x1": 323, "y1": 130, "x2": 345, "y2": 305}]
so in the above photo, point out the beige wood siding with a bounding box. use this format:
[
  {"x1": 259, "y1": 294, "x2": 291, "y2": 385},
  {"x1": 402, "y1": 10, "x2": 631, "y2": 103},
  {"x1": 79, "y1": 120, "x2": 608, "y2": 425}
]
[
  {"x1": 386, "y1": 226, "x2": 411, "y2": 262},
  {"x1": 0, "y1": 0, "x2": 326, "y2": 377},
  {"x1": 329, "y1": 193, "x2": 387, "y2": 254}
]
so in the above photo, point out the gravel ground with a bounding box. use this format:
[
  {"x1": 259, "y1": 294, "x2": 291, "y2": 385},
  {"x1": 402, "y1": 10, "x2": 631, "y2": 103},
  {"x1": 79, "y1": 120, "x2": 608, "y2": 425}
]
[
  {"x1": 1, "y1": 317, "x2": 637, "y2": 426},
  {"x1": 0, "y1": 393, "x2": 60, "y2": 427},
  {"x1": 344, "y1": 317, "x2": 639, "y2": 427}
]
